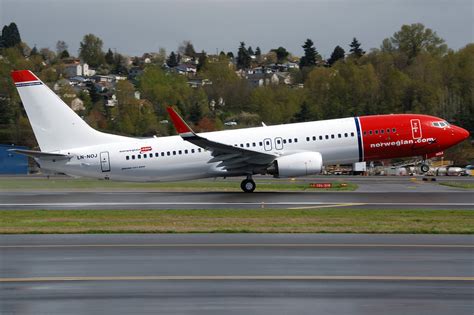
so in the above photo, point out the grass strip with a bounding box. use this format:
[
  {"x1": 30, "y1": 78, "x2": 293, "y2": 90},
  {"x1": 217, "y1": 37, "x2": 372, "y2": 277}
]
[
  {"x1": 0, "y1": 178, "x2": 356, "y2": 191},
  {"x1": 0, "y1": 209, "x2": 472, "y2": 234},
  {"x1": 439, "y1": 182, "x2": 474, "y2": 189}
]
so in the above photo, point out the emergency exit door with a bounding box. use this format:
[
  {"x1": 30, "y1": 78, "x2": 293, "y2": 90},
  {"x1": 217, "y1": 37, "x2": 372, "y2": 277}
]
[{"x1": 100, "y1": 151, "x2": 110, "y2": 172}]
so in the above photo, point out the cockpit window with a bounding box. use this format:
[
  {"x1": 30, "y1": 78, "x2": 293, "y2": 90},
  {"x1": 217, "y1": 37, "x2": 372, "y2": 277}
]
[{"x1": 432, "y1": 121, "x2": 450, "y2": 128}]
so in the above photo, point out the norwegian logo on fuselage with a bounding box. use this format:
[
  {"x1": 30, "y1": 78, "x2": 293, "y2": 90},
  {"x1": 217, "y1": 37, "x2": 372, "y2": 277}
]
[
  {"x1": 140, "y1": 146, "x2": 152, "y2": 153},
  {"x1": 410, "y1": 119, "x2": 422, "y2": 139}
]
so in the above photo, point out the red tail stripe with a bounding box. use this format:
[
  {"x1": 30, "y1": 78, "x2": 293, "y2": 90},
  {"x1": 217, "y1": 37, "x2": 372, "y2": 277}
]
[{"x1": 11, "y1": 70, "x2": 39, "y2": 83}]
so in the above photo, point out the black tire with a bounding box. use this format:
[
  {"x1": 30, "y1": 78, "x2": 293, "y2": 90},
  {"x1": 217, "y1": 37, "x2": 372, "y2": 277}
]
[
  {"x1": 420, "y1": 164, "x2": 430, "y2": 173},
  {"x1": 241, "y1": 179, "x2": 256, "y2": 193}
]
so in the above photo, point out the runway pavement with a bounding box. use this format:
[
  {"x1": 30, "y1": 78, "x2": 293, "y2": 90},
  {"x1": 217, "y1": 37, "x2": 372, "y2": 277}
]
[
  {"x1": 1, "y1": 234, "x2": 473, "y2": 315},
  {"x1": 1, "y1": 176, "x2": 473, "y2": 210},
  {"x1": 0, "y1": 190, "x2": 473, "y2": 210}
]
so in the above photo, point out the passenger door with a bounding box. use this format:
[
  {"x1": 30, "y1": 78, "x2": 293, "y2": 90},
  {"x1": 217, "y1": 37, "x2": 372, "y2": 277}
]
[{"x1": 100, "y1": 151, "x2": 111, "y2": 172}]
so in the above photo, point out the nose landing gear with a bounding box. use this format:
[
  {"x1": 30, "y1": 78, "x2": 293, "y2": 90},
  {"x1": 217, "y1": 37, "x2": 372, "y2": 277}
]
[{"x1": 240, "y1": 176, "x2": 256, "y2": 193}]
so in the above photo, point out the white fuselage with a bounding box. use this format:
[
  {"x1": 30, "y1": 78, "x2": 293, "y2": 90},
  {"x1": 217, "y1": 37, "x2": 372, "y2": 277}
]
[{"x1": 41, "y1": 117, "x2": 360, "y2": 181}]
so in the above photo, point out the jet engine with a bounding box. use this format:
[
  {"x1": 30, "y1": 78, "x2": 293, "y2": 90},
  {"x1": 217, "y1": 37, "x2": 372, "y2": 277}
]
[{"x1": 267, "y1": 152, "x2": 323, "y2": 178}]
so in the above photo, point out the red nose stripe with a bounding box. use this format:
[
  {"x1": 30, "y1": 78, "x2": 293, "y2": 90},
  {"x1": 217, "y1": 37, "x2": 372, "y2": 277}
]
[{"x1": 11, "y1": 70, "x2": 39, "y2": 83}]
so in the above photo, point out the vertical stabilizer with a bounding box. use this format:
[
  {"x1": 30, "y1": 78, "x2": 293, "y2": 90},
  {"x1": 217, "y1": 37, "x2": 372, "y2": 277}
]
[{"x1": 11, "y1": 70, "x2": 130, "y2": 152}]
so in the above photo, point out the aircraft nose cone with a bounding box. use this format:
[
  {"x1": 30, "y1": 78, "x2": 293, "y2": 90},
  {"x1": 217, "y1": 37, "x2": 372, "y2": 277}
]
[{"x1": 458, "y1": 126, "x2": 470, "y2": 140}]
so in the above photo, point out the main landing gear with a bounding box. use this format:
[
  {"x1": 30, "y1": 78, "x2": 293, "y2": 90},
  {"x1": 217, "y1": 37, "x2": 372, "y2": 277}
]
[
  {"x1": 420, "y1": 163, "x2": 430, "y2": 173},
  {"x1": 240, "y1": 176, "x2": 256, "y2": 193}
]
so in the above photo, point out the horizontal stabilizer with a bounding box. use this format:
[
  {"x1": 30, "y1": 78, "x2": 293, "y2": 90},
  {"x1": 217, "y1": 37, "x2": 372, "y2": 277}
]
[{"x1": 9, "y1": 149, "x2": 70, "y2": 160}]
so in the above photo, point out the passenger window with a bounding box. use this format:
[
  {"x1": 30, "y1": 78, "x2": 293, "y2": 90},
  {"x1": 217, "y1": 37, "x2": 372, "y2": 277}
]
[
  {"x1": 198, "y1": 148, "x2": 202, "y2": 152},
  {"x1": 338, "y1": 134, "x2": 342, "y2": 138},
  {"x1": 344, "y1": 133, "x2": 348, "y2": 137},
  {"x1": 306, "y1": 137, "x2": 310, "y2": 142},
  {"x1": 144, "y1": 154, "x2": 147, "y2": 159},
  {"x1": 288, "y1": 139, "x2": 292, "y2": 143},
  {"x1": 351, "y1": 132, "x2": 354, "y2": 137},
  {"x1": 252, "y1": 142, "x2": 256, "y2": 147},
  {"x1": 259, "y1": 142, "x2": 263, "y2": 146},
  {"x1": 392, "y1": 128, "x2": 396, "y2": 133},
  {"x1": 246, "y1": 143, "x2": 250, "y2": 147},
  {"x1": 172, "y1": 151, "x2": 176, "y2": 155},
  {"x1": 178, "y1": 150, "x2": 182, "y2": 155},
  {"x1": 387, "y1": 128, "x2": 390, "y2": 133},
  {"x1": 313, "y1": 136, "x2": 316, "y2": 141},
  {"x1": 149, "y1": 153, "x2": 152, "y2": 158},
  {"x1": 325, "y1": 135, "x2": 329, "y2": 139},
  {"x1": 161, "y1": 152, "x2": 165, "y2": 156},
  {"x1": 184, "y1": 150, "x2": 188, "y2": 154},
  {"x1": 331, "y1": 134, "x2": 335, "y2": 139},
  {"x1": 369, "y1": 131, "x2": 373, "y2": 135},
  {"x1": 132, "y1": 155, "x2": 135, "y2": 160},
  {"x1": 380, "y1": 129, "x2": 384, "y2": 134},
  {"x1": 138, "y1": 155, "x2": 141, "y2": 159},
  {"x1": 375, "y1": 130, "x2": 378, "y2": 135},
  {"x1": 363, "y1": 131, "x2": 367, "y2": 136},
  {"x1": 319, "y1": 136, "x2": 323, "y2": 140},
  {"x1": 167, "y1": 152, "x2": 170, "y2": 156},
  {"x1": 126, "y1": 156, "x2": 129, "y2": 160},
  {"x1": 294, "y1": 138, "x2": 298, "y2": 143},
  {"x1": 283, "y1": 139, "x2": 287, "y2": 144},
  {"x1": 155, "y1": 153, "x2": 159, "y2": 157},
  {"x1": 191, "y1": 149, "x2": 195, "y2": 153},
  {"x1": 240, "y1": 144, "x2": 244, "y2": 148}
]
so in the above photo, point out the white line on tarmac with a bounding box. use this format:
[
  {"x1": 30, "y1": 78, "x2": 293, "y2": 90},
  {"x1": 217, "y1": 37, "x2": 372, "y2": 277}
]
[
  {"x1": 1, "y1": 275, "x2": 473, "y2": 282},
  {"x1": 1, "y1": 243, "x2": 472, "y2": 248}
]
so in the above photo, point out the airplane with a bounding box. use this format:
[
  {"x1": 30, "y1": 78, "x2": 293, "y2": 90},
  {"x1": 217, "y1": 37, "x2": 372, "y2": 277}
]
[{"x1": 9, "y1": 70, "x2": 470, "y2": 192}]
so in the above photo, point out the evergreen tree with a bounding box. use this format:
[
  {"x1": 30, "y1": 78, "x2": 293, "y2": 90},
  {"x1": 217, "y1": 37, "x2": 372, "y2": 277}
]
[
  {"x1": 255, "y1": 47, "x2": 261, "y2": 56},
  {"x1": 189, "y1": 102, "x2": 203, "y2": 124},
  {"x1": 197, "y1": 50, "x2": 207, "y2": 71},
  {"x1": 349, "y1": 37, "x2": 365, "y2": 58},
  {"x1": 293, "y1": 101, "x2": 311, "y2": 122},
  {"x1": 327, "y1": 45, "x2": 345, "y2": 66},
  {"x1": 105, "y1": 48, "x2": 114, "y2": 65},
  {"x1": 60, "y1": 50, "x2": 70, "y2": 59},
  {"x1": 248, "y1": 46, "x2": 254, "y2": 55},
  {"x1": 237, "y1": 42, "x2": 251, "y2": 69},
  {"x1": 30, "y1": 46, "x2": 39, "y2": 56},
  {"x1": 1, "y1": 23, "x2": 21, "y2": 48},
  {"x1": 226, "y1": 51, "x2": 234, "y2": 59},
  {"x1": 167, "y1": 51, "x2": 178, "y2": 67},
  {"x1": 299, "y1": 39, "x2": 320, "y2": 68},
  {"x1": 272, "y1": 46, "x2": 289, "y2": 64}
]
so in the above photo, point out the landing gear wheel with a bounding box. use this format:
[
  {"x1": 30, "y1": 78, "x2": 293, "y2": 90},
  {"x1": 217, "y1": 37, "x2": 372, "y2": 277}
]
[
  {"x1": 420, "y1": 164, "x2": 430, "y2": 173},
  {"x1": 241, "y1": 178, "x2": 256, "y2": 193}
]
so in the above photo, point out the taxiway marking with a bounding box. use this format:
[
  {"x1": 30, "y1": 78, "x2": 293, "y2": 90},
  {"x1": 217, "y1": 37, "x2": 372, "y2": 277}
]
[{"x1": 1, "y1": 275, "x2": 473, "y2": 282}]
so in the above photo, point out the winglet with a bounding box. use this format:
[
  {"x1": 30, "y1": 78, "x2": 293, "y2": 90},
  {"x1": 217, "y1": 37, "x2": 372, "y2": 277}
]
[{"x1": 166, "y1": 106, "x2": 196, "y2": 137}]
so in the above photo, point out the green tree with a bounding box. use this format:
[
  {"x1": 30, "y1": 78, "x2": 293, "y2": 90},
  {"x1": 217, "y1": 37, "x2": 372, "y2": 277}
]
[
  {"x1": 328, "y1": 45, "x2": 345, "y2": 66},
  {"x1": 56, "y1": 40, "x2": 68, "y2": 56},
  {"x1": 237, "y1": 42, "x2": 251, "y2": 69},
  {"x1": 388, "y1": 23, "x2": 448, "y2": 59},
  {"x1": 349, "y1": 37, "x2": 365, "y2": 58},
  {"x1": 197, "y1": 50, "x2": 207, "y2": 71},
  {"x1": 79, "y1": 34, "x2": 105, "y2": 67},
  {"x1": 179, "y1": 40, "x2": 196, "y2": 57},
  {"x1": 189, "y1": 102, "x2": 203, "y2": 124},
  {"x1": 299, "y1": 39, "x2": 321, "y2": 68},
  {"x1": 167, "y1": 51, "x2": 178, "y2": 67},
  {"x1": 1, "y1": 23, "x2": 21, "y2": 49},
  {"x1": 248, "y1": 46, "x2": 254, "y2": 55},
  {"x1": 105, "y1": 48, "x2": 114, "y2": 65},
  {"x1": 271, "y1": 46, "x2": 289, "y2": 64},
  {"x1": 293, "y1": 101, "x2": 311, "y2": 122}
]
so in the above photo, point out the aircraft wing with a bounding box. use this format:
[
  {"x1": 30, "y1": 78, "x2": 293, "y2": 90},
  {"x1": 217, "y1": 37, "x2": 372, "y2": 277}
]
[{"x1": 166, "y1": 107, "x2": 276, "y2": 173}]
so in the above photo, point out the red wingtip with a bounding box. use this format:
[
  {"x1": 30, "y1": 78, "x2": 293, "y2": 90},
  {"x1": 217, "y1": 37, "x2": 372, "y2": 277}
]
[
  {"x1": 11, "y1": 70, "x2": 40, "y2": 83},
  {"x1": 166, "y1": 106, "x2": 193, "y2": 134}
]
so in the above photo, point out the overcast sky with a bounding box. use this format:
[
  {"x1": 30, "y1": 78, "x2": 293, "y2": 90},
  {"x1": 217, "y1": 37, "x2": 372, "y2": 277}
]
[{"x1": 1, "y1": 0, "x2": 473, "y2": 58}]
